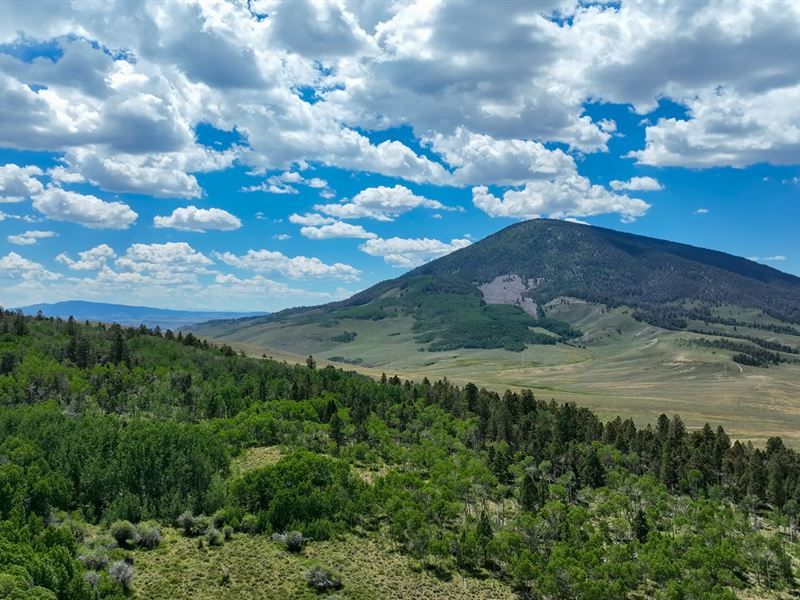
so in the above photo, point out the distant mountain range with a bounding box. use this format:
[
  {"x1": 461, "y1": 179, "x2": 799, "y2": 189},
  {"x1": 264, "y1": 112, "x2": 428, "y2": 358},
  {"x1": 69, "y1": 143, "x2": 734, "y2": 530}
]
[{"x1": 15, "y1": 300, "x2": 268, "y2": 330}]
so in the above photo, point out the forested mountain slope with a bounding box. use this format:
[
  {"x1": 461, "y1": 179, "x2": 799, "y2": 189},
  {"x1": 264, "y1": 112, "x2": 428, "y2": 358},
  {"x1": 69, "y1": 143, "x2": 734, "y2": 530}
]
[
  {"x1": 196, "y1": 219, "x2": 800, "y2": 353},
  {"x1": 0, "y1": 308, "x2": 798, "y2": 598}
]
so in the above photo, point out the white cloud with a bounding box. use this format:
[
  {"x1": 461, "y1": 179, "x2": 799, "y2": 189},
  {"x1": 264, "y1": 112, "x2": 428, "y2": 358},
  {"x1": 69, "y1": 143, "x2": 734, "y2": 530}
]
[
  {"x1": 241, "y1": 170, "x2": 334, "y2": 197},
  {"x1": 0, "y1": 163, "x2": 44, "y2": 202},
  {"x1": 472, "y1": 175, "x2": 650, "y2": 223},
  {"x1": 32, "y1": 187, "x2": 137, "y2": 229},
  {"x1": 629, "y1": 87, "x2": 800, "y2": 168},
  {"x1": 748, "y1": 255, "x2": 787, "y2": 263},
  {"x1": 7, "y1": 230, "x2": 57, "y2": 246},
  {"x1": 425, "y1": 129, "x2": 576, "y2": 186},
  {"x1": 116, "y1": 242, "x2": 214, "y2": 276},
  {"x1": 154, "y1": 205, "x2": 242, "y2": 232},
  {"x1": 609, "y1": 176, "x2": 663, "y2": 191},
  {"x1": 359, "y1": 236, "x2": 472, "y2": 268},
  {"x1": 202, "y1": 273, "x2": 333, "y2": 301},
  {"x1": 56, "y1": 244, "x2": 116, "y2": 270},
  {"x1": 214, "y1": 249, "x2": 360, "y2": 280},
  {"x1": 315, "y1": 185, "x2": 449, "y2": 221},
  {"x1": 47, "y1": 165, "x2": 86, "y2": 184},
  {"x1": 694, "y1": 208, "x2": 709, "y2": 215},
  {"x1": 0, "y1": 252, "x2": 61, "y2": 281},
  {"x1": 301, "y1": 221, "x2": 377, "y2": 240},
  {"x1": 272, "y1": 233, "x2": 291, "y2": 240},
  {"x1": 289, "y1": 212, "x2": 336, "y2": 226}
]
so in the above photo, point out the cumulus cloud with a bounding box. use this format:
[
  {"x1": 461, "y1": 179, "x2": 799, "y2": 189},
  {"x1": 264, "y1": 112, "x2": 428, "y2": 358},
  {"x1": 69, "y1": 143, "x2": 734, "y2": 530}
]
[
  {"x1": 609, "y1": 176, "x2": 663, "y2": 191},
  {"x1": 32, "y1": 187, "x2": 137, "y2": 229},
  {"x1": 56, "y1": 244, "x2": 116, "y2": 270},
  {"x1": 426, "y1": 129, "x2": 576, "y2": 186},
  {"x1": 289, "y1": 212, "x2": 336, "y2": 226},
  {"x1": 7, "y1": 230, "x2": 57, "y2": 246},
  {"x1": 694, "y1": 208, "x2": 709, "y2": 215},
  {"x1": 316, "y1": 185, "x2": 450, "y2": 221},
  {"x1": 472, "y1": 176, "x2": 650, "y2": 223},
  {"x1": 154, "y1": 205, "x2": 242, "y2": 232},
  {"x1": 116, "y1": 242, "x2": 214, "y2": 276},
  {"x1": 0, "y1": 163, "x2": 44, "y2": 202},
  {"x1": 0, "y1": 252, "x2": 61, "y2": 281},
  {"x1": 301, "y1": 221, "x2": 376, "y2": 240},
  {"x1": 359, "y1": 236, "x2": 472, "y2": 268},
  {"x1": 242, "y1": 170, "x2": 334, "y2": 197},
  {"x1": 214, "y1": 249, "x2": 360, "y2": 280}
]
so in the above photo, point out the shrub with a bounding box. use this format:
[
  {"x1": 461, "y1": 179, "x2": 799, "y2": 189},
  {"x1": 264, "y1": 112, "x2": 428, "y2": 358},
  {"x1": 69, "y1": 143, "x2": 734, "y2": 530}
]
[
  {"x1": 79, "y1": 549, "x2": 109, "y2": 570},
  {"x1": 136, "y1": 522, "x2": 162, "y2": 549},
  {"x1": 193, "y1": 515, "x2": 212, "y2": 536},
  {"x1": 223, "y1": 526, "x2": 234, "y2": 541},
  {"x1": 176, "y1": 511, "x2": 195, "y2": 536},
  {"x1": 84, "y1": 571, "x2": 100, "y2": 587},
  {"x1": 177, "y1": 511, "x2": 211, "y2": 536},
  {"x1": 239, "y1": 514, "x2": 260, "y2": 534},
  {"x1": 109, "y1": 520, "x2": 137, "y2": 548},
  {"x1": 109, "y1": 560, "x2": 135, "y2": 591},
  {"x1": 272, "y1": 530, "x2": 305, "y2": 552},
  {"x1": 206, "y1": 527, "x2": 223, "y2": 546},
  {"x1": 306, "y1": 566, "x2": 342, "y2": 592}
]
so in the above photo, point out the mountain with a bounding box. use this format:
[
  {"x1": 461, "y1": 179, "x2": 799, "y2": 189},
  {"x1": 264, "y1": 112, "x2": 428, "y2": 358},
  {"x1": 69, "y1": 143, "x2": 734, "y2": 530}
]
[
  {"x1": 196, "y1": 218, "x2": 800, "y2": 352},
  {"x1": 15, "y1": 300, "x2": 267, "y2": 330},
  {"x1": 193, "y1": 219, "x2": 800, "y2": 443}
]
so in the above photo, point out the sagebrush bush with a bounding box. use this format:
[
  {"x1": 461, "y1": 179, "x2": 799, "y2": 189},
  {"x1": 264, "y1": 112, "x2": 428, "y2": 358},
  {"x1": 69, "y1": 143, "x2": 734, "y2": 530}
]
[
  {"x1": 176, "y1": 511, "x2": 195, "y2": 536},
  {"x1": 271, "y1": 530, "x2": 306, "y2": 552},
  {"x1": 79, "y1": 549, "x2": 109, "y2": 570},
  {"x1": 206, "y1": 527, "x2": 223, "y2": 546},
  {"x1": 109, "y1": 520, "x2": 137, "y2": 548},
  {"x1": 136, "y1": 521, "x2": 162, "y2": 549},
  {"x1": 286, "y1": 530, "x2": 305, "y2": 552},
  {"x1": 306, "y1": 566, "x2": 342, "y2": 592},
  {"x1": 109, "y1": 560, "x2": 135, "y2": 591}
]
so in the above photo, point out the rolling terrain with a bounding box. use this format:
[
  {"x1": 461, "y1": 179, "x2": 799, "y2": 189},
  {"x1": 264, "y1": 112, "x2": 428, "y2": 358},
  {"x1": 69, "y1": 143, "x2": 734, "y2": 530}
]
[{"x1": 194, "y1": 219, "x2": 800, "y2": 444}]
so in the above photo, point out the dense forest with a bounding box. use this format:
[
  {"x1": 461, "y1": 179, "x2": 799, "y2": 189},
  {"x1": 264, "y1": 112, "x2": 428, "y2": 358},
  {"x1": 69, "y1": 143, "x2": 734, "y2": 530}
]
[{"x1": 1, "y1": 307, "x2": 799, "y2": 598}]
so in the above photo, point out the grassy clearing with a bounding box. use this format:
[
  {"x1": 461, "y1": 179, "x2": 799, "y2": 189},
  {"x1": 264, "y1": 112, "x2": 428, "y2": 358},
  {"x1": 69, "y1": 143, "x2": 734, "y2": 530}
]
[
  {"x1": 230, "y1": 446, "x2": 285, "y2": 478},
  {"x1": 130, "y1": 528, "x2": 514, "y2": 600}
]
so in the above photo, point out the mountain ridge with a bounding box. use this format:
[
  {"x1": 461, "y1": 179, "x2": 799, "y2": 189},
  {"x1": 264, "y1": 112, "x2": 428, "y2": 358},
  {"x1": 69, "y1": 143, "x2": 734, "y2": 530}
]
[
  {"x1": 14, "y1": 300, "x2": 268, "y2": 329},
  {"x1": 202, "y1": 219, "x2": 800, "y2": 345}
]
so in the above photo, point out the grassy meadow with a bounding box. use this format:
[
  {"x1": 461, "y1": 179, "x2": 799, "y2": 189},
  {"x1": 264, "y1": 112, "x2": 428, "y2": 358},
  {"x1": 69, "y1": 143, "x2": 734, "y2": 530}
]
[{"x1": 196, "y1": 299, "x2": 800, "y2": 445}]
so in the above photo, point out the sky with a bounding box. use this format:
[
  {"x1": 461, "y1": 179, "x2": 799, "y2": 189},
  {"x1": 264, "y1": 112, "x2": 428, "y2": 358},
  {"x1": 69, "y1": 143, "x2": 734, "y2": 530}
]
[{"x1": 0, "y1": 0, "x2": 798, "y2": 312}]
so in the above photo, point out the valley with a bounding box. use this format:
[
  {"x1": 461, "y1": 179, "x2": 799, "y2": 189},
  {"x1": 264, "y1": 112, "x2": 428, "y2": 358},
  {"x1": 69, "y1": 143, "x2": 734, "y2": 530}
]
[
  {"x1": 194, "y1": 217, "x2": 800, "y2": 446},
  {"x1": 198, "y1": 301, "x2": 800, "y2": 445}
]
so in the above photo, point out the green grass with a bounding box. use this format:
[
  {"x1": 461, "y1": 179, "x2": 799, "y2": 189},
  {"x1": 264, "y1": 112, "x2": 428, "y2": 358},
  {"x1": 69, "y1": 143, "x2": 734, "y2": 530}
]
[
  {"x1": 131, "y1": 528, "x2": 514, "y2": 600},
  {"x1": 196, "y1": 299, "x2": 800, "y2": 446}
]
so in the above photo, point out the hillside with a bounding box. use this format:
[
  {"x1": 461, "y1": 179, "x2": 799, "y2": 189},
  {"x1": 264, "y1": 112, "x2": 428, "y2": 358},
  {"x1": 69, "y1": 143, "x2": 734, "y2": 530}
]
[
  {"x1": 0, "y1": 308, "x2": 798, "y2": 599},
  {"x1": 193, "y1": 220, "x2": 800, "y2": 443},
  {"x1": 15, "y1": 300, "x2": 267, "y2": 329}
]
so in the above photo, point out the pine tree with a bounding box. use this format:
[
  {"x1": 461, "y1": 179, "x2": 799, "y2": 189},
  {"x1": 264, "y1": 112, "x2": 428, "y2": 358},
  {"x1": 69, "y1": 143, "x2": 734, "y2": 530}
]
[
  {"x1": 329, "y1": 411, "x2": 345, "y2": 453},
  {"x1": 633, "y1": 508, "x2": 650, "y2": 543}
]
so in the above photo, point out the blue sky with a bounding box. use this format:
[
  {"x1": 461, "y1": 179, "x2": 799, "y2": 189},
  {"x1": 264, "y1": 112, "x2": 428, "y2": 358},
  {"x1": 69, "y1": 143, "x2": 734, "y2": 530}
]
[{"x1": 0, "y1": 1, "x2": 798, "y2": 311}]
